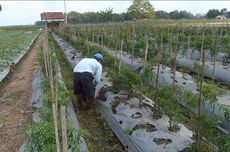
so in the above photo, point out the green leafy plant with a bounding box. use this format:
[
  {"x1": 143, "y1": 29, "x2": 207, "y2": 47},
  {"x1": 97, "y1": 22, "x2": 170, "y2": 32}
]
[{"x1": 123, "y1": 126, "x2": 133, "y2": 135}]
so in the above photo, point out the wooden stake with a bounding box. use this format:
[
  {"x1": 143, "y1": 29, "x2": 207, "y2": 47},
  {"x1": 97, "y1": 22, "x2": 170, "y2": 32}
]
[
  {"x1": 186, "y1": 35, "x2": 191, "y2": 58},
  {"x1": 119, "y1": 39, "x2": 123, "y2": 74},
  {"x1": 172, "y1": 46, "x2": 178, "y2": 100},
  {"x1": 43, "y1": 31, "x2": 49, "y2": 77},
  {"x1": 197, "y1": 32, "x2": 205, "y2": 147},
  {"x1": 144, "y1": 36, "x2": 149, "y2": 61},
  {"x1": 131, "y1": 39, "x2": 135, "y2": 66},
  {"x1": 44, "y1": 29, "x2": 61, "y2": 152},
  {"x1": 61, "y1": 106, "x2": 68, "y2": 152}
]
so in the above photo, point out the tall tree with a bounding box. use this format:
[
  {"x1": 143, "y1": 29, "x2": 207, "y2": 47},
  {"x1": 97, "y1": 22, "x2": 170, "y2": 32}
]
[
  {"x1": 220, "y1": 8, "x2": 227, "y2": 15},
  {"x1": 169, "y1": 10, "x2": 194, "y2": 19},
  {"x1": 155, "y1": 10, "x2": 170, "y2": 19},
  {"x1": 206, "y1": 9, "x2": 221, "y2": 18},
  {"x1": 0, "y1": 4, "x2": 2, "y2": 11},
  {"x1": 127, "y1": 0, "x2": 154, "y2": 19},
  {"x1": 100, "y1": 7, "x2": 114, "y2": 22}
]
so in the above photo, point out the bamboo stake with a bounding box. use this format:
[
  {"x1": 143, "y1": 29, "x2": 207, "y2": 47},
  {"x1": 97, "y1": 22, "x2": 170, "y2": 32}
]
[
  {"x1": 44, "y1": 29, "x2": 61, "y2": 152},
  {"x1": 172, "y1": 46, "x2": 178, "y2": 100},
  {"x1": 197, "y1": 32, "x2": 205, "y2": 148},
  {"x1": 119, "y1": 39, "x2": 123, "y2": 74},
  {"x1": 55, "y1": 81, "x2": 59, "y2": 118},
  {"x1": 43, "y1": 32, "x2": 49, "y2": 77},
  {"x1": 61, "y1": 106, "x2": 68, "y2": 152},
  {"x1": 144, "y1": 36, "x2": 149, "y2": 61},
  {"x1": 156, "y1": 34, "x2": 163, "y2": 90},
  {"x1": 92, "y1": 32, "x2": 94, "y2": 43},
  {"x1": 170, "y1": 33, "x2": 173, "y2": 55},
  {"x1": 131, "y1": 39, "x2": 135, "y2": 66},
  {"x1": 186, "y1": 35, "x2": 191, "y2": 58},
  {"x1": 155, "y1": 50, "x2": 160, "y2": 90},
  {"x1": 131, "y1": 26, "x2": 136, "y2": 66}
]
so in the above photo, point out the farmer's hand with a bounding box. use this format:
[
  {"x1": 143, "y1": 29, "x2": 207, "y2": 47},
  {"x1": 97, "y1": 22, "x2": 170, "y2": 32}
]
[{"x1": 93, "y1": 80, "x2": 98, "y2": 86}]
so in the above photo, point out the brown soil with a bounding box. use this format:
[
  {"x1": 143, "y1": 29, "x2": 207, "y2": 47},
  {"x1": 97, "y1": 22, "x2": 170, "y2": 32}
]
[
  {"x1": 0, "y1": 33, "x2": 43, "y2": 152},
  {"x1": 153, "y1": 138, "x2": 172, "y2": 145},
  {"x1": 96, "y1": 85, "x2": 113, "y2": 101},
  {"x1": 133, "y1": 123, "x2": 157, "y2": 132}
]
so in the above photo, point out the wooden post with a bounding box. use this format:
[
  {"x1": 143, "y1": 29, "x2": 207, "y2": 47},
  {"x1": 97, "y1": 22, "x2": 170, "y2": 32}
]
[
  {"x1": 144, "y1": 36, "x2": 149, "y2": 61},
  {"x1": 186, "y1": 35, "x2": 191, "y2": 58},
  {"x1": 131, "y1": 39, "x2": 135, "y2": 66},
  {"x1": 119, "y1": 39, "x2": 123, "y2": 74},
  {"x1": 44, "y1": 29, "x2": 61, "y2": 152},
  {"x1": 197, "y1": 32, "x2": 205, "y2": 147},
  {"x1": 172, "y1": 46, "x2": 178, "y2": 100},
  {"x1": 156, "y1": 43, "x2": 160, "y2": 90},
  {"x1": 55, "y1": 81, "x2": 59, "y2": 118},
  {"x1": 170, "y1": 33, "x2": 173, "y2": 55},
  {"x1": 97, "y1": 35, "x2": 100, "y2": 44},
  {"x1": 43, "y1": 31, "x2": 49, "y2": 77},
  {"x1": 61, "y1": 106, "x2": 68, "y2": 152},
  {"x1": 101, "y1": 34, "x2": 104, "y2": 47},
  {"x1": 92, "y1": 32, "x2": 94, "y2": 43}
]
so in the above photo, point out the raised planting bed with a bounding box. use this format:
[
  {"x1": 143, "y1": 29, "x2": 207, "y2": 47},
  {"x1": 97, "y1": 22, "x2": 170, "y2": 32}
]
[
  {"x1": 83, "y1": 38, "x2": 230, "y2": 133},
  {"x1": 95, "y1": 72, "x2": 194, "y2": 152},
  {"x1": 177, "y1": 56, "x2": 230, "y2": 85},
  {"x1": 178, "y1": 48, "x2": 228, "y2": 63}
]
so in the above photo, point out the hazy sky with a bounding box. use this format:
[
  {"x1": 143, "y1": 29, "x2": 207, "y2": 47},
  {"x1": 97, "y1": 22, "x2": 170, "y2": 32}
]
[{"x1": 0, "y1": 1, "x2": 230, "y2": 26}]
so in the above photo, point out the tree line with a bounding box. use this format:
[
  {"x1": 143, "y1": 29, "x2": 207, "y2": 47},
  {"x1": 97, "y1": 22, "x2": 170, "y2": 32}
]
[
  {"x1": 66, "y1": 8, "x2": 230, "y2": 25},
  {"x1": 35, "y1": 0, "x2": 230, "y2": 25}
]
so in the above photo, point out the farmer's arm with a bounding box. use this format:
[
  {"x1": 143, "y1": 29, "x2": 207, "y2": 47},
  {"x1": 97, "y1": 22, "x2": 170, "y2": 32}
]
[{"x1": 95, "y1": 64, "x2": 102, "y2": 85}]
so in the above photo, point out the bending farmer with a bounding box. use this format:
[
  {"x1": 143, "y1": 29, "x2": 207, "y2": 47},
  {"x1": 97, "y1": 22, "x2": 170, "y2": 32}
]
[{"x1": 73, "y1": 53, "x2": 103, "y2": 111}]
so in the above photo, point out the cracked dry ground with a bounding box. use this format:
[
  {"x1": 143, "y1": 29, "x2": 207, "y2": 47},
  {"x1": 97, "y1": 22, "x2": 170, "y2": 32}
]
[{"x1": 0, "y1": 33, "x2": 43, "y2": 152}]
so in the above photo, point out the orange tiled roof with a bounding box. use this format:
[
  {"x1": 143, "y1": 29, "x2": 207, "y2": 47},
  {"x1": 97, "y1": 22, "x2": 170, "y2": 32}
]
[{"x1": 41, "y1": 12, "x2": 64, "y2": 20}]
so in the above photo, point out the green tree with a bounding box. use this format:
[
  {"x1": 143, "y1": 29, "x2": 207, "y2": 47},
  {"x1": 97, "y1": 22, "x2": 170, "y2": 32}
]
[
  {"x1": 220, "y1": 8, "x2": 227, "y2": 15},
  {"x1": 179, "y1": 10, "x2": 194, "y2": 19},
  {"x1": 206, "y1": 9, "x2": 221, "y2": 18},
  {"x1": 169, "y1": 10, "x2": 180, "y2": 19},
  {"x1": 127, "y1": 0, "x2": 154, "y2": 19},
  {"x1": 35, "y1": 21, "x2": 46, "y2": 26},
  {"x1": 67, "y1": 11, "x2": 83, "y2": 24},
  {"x1": 100, "y1": 7, "x2": 114, "y2": 22},
  {"x1": 169, "y1": 10, "x2": 194, "y2": 19},
  {"x1": 155, "y1": 10, "x2": 170, "y2": 19}
]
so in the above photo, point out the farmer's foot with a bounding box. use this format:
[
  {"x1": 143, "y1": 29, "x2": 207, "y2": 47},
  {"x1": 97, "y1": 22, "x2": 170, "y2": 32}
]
[
  {"x1": 76, "y1": 94, "x2": 83, "y2": 112},
  {"x1": 86, "y1": 99, "x2": 93, "y2": 110}
]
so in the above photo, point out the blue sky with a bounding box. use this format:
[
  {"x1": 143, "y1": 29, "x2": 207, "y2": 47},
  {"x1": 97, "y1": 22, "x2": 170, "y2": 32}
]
[{"x1": 0, "y1": 1, "x2": 230, "y2": 26}]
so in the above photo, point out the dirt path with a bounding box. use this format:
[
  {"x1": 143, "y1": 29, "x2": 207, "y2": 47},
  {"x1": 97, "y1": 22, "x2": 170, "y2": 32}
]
[{"x1": 0, "y1": 33, "x2": 43, "y2": 152}]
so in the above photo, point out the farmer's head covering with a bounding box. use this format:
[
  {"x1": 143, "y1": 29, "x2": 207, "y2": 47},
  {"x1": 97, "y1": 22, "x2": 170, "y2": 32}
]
[{"x1": 94, "y1": 53, "x2": 104, "y2": 65}]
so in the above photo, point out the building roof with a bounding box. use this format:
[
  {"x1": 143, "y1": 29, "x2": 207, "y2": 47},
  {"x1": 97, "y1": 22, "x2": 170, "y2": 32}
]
[
  {"x1": 215, "y1": 15, "x2": 226, "y2": 19},
  {"x1": 41, "y1": 12, "x2": 64, "y2": 21}
]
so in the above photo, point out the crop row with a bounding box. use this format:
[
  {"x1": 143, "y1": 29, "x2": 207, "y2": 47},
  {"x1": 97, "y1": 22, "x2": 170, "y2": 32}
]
[
  {"x1": 64, "y1": 20, "x2": 230, "y2": 65},
  {"x1": 0, "y1": 27, "x2": 40, "y2": 72},
  {"x1": 56, "y1": 30, "x2": 230, "y2": 151}
]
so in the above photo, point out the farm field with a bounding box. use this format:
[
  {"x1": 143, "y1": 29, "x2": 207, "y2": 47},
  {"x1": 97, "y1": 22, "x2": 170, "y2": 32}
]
[
  {"x1": 0, "y1": 28, "x2": 43, "y2": 152},
  {"x1": 0, "y1": 26, "x2": 40, "y2": 81},
  {"x1": 1, "y1": 20, "x2": 230, "y2": 152},
  {"x1": 2, "y1": 0, "x2": 230, "y2": 151},
  {"x1": 54, "y1": 19, "x2": 230, "y2": 151}
]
